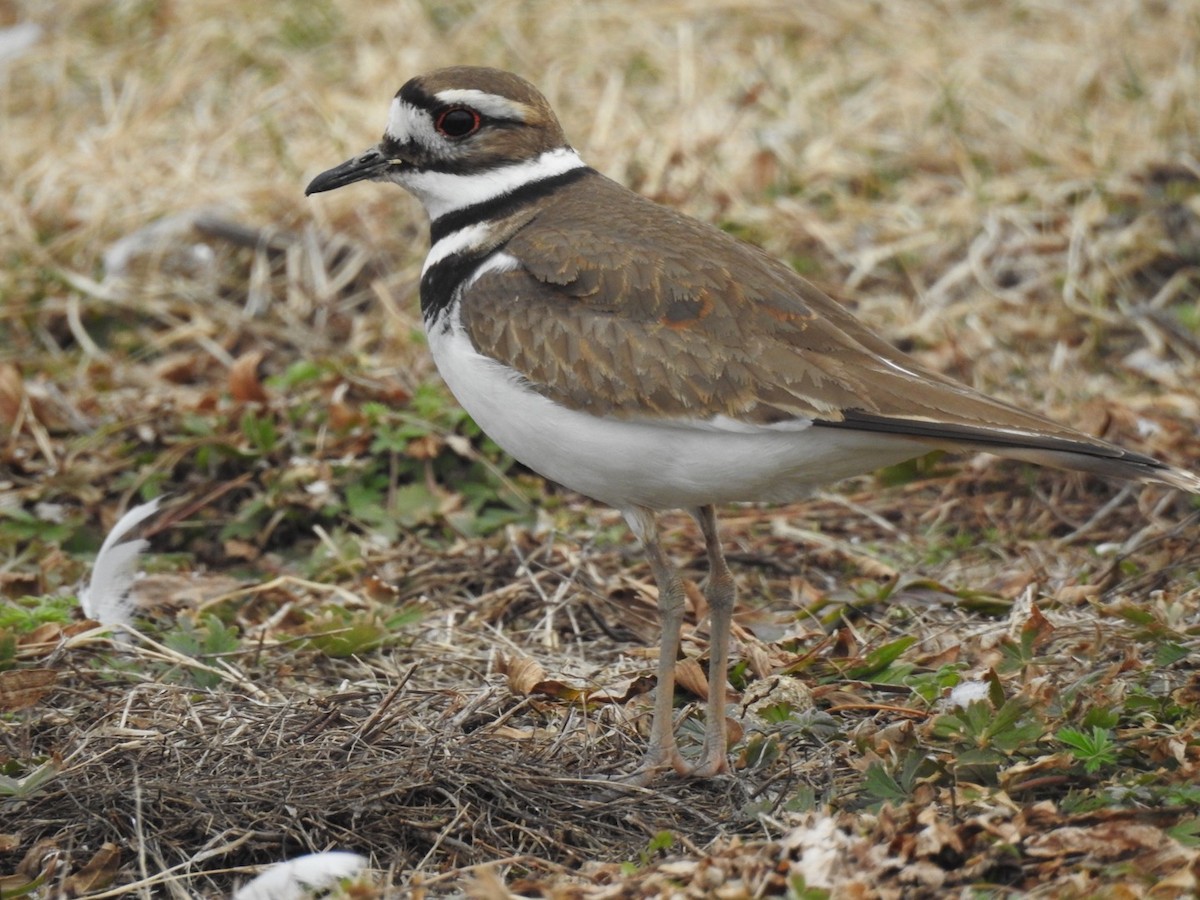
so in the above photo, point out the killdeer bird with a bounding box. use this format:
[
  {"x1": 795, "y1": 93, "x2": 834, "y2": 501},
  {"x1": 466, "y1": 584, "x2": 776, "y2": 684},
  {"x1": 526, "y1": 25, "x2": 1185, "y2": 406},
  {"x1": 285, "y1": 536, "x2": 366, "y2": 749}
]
[{"x1": 307, "y1": 66, "x2": 1200, "y2": 781}]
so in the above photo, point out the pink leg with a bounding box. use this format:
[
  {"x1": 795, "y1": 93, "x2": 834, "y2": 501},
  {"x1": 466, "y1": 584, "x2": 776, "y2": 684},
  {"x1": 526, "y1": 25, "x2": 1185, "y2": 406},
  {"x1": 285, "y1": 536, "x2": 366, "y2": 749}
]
[
  {"x1": 621, "y1": 507, "x2": 691, "y2": 781},
  {"x1": 688, "y1": 504, "x2": 733, "y2": 777}
]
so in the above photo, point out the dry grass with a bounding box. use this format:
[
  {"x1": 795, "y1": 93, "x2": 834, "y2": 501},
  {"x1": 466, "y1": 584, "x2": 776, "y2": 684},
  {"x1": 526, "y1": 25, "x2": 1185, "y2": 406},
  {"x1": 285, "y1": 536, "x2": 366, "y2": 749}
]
[{"x1": 3, "y1": 0, "x2": 1200, "y2": 896}]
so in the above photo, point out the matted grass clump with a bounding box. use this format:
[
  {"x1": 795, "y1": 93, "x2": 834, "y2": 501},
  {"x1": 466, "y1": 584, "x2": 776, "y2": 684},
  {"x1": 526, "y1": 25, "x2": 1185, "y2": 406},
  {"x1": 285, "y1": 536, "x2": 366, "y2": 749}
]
[{"x1": 3, "y1": 1, "x2": 1200, "y2": 896}]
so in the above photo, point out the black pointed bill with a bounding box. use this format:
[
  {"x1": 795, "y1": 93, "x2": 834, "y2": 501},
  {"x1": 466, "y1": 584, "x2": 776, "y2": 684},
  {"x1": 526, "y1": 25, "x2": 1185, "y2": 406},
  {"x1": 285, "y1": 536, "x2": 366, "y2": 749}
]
[{"x1": 305, "y1": 147, "x2": 399, "y2": 195}]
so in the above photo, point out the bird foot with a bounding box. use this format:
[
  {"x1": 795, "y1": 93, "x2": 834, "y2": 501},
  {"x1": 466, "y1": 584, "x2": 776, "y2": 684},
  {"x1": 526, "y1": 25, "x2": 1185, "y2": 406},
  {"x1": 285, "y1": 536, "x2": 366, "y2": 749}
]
[
  {"x1": 610, "y1": 745, "x2": 692, "y2": 786},
  {"x1": 612, "y1": 743, "x2": 729, "y2": 785},
  {"x1": 684, "y1": 749, "x2": 730, "y2": 778}
]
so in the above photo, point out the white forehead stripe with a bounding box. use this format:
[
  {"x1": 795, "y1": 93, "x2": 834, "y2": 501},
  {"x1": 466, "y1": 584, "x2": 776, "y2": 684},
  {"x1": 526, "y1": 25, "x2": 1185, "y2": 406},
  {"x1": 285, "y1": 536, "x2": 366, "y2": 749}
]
[
  {"x1": 385, "y1": 98, "x2": 438, "y2": 145},
  {"x1": 433, "y1": 88, "x2": 531, "y2": 121}
]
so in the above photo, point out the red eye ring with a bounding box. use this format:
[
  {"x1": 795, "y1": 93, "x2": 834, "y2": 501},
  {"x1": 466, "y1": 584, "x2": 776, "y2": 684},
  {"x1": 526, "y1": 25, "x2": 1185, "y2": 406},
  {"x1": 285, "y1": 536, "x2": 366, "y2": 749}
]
[{"x1": 435, "y1": 107, "x2": 481, "y2": 138}]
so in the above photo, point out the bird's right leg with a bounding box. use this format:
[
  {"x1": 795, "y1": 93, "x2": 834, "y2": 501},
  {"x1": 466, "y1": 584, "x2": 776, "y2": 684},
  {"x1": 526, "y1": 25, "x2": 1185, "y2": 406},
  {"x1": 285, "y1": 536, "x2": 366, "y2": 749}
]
[{"x1": 621, "y1": 506, "x2": 691, "y2": 781}]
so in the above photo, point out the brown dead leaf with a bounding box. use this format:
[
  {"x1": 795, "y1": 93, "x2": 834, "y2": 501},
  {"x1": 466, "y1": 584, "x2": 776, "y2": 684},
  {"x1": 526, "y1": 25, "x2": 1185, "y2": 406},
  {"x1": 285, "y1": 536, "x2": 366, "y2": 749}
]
[
  {"x1": 23, "y1": 621, "x2": 67, "y2": 647},
  {"x1": 17, "y1": 620, "x2": 103, "y2": 660},
  {"x1": 1054, "y1": 583, "x2": 1100, "y2": 606},
  {"x1": 464, "y1": 865, "x2": 513, "y2": 900},
  {"x1": 0, "y1": 369, "x2": 84, "y2": 436},
  {"x1": 592, "y1": 675, "x2": 652, "y2": 704},
  {"x1": 683, "y1": 578, "x2": 708, "y2": 619},
  {"x1": 327, "y1": 388, "x2": 360, "y2": 430},
  {"x1": 0, "y1": 668, "x2": 57, "y2": 711},
  {"x1": 1021, "y1": 604, "x2": 1055, "y2": 652},
  {"x1": 406, "y1": 433, "x2": 444, "y2": 460},
  {"x1": 496, "y1": 654, "x2": 648, "y2": 704},
  {"x1": 223, "y1": 539, "x2": 261, "y2": 561},
  {"x1": 920, "y1": 642, "x2": 962, "y2": 669},
  {"x1": 63, "y1": 842, "x2": 120, "y2": 896},
  {"x1": 0, "y1": 872, "x2": 36, "y2": 895},
  {"x1": 16, "y1": 838, "x2": 59, "y2": 878},
  {"x1": 833, "y1": 627, "x2": 860, "y2": 660},
  {"x1": 497, "y1": 653, "x2": 584, "y2": 701},
  {"x1": 0, "y1": 363, "x2": 24, "y2": 430},
  {"x1": 0, "y1": 570, "x2": 39, "y2": 598},
  {"x1": 656, "y1": 859, "x2": 699, "y2": 878},
  {"x1": 153, "y1": 350, "x2": 211, "y2": 384},
  {"x1": 361, "y1": 575, "x2": 401, "y2": 603},
  {"x1": 1025, "y1": 822, "x2": 1170, "y2": 860},
  {"x1": 130, "y1": 572, "x2": 244, "y2": 615},
  {"x1": 1152, "y1": 863, "x2": 1199, "y2": 897},
  {"x1": 721, "y1": 716, "x2": 745, "y2": 752},
  {"x1": 1172, "y1": 671, "x2": 1200, "y2": 706},
  {"x1": 913, "y1": 805, "x2": 963, "y2": 859},
  {"x1": 16, "y1": 623, "x2": 70, "y2": 660},
  {"x1": 744, "y1": 642, "x2": 775, "y2": 681},
  {"x1": 675, "y1": 658, "x2": 710, "y2": 699},
  {"x1": 229, "y1": 350, "x2": 268, "y2": 403},
  {"x1": 865, "y1": 718, "x2": 917, "y2": 756},
  {"x1": 897, "y1": 859, "x2": 948, "y2": 890},
  {"x1": 501, "y1": 653, "x2": 547, "y2": 696},
  {"x1": 1, "y1": 837, "x2": 58, "y2": 895},
  {"x1": 488, "y1": 724, "x2": 561, "y2": 742}
]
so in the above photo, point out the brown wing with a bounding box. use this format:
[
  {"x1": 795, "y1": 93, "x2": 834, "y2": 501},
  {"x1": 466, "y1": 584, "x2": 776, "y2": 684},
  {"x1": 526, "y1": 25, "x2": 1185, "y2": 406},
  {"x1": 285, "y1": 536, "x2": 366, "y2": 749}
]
[
  {"x1": 463, "y1": 173, "x2": 1052, "y2": 427},
  {"x1": 458, "y1": 171, "x2": 1199, "y2": 489}
]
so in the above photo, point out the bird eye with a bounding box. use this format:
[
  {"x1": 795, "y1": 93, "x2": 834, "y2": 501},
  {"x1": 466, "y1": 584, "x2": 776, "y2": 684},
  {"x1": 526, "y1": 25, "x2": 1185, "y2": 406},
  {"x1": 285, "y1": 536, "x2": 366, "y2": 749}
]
[{"x1": 435, "y1": 107, "x2": 481, "y2": 138}]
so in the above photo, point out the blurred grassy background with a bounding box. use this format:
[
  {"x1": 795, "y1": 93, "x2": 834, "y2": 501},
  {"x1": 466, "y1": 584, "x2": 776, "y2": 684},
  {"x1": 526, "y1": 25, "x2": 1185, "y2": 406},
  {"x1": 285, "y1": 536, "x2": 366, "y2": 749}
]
[{"x1": 5, "y1": 0, "x2": 1200, "y2": 414}]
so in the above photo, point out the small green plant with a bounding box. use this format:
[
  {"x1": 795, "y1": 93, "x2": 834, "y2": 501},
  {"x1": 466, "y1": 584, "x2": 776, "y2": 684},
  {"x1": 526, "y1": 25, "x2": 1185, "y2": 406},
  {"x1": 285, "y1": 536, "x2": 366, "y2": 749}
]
[
  {"x1": 934, "y1": 696, "x2": 1045, "y2": 752},
  {"x1": 995, "y1": 628, "x2": 1040, "y2": 674},
  {"x1": 843, "y1": 635, "x2": 917, "y2": 682},
  {"x1": 0, "y1": 507, "x2": 78, "y2": 545},
  {"x1": 240, "y1": 409, "x2": 279, "y2": 455},
  {"x1": 0, "y1": 758, "x2": 61, "y2": 800},
  {"x1": 636, "y1": 830, "x2": 675, "y2": 866},
  {"x1": 931, "y1": 696, "x2": 1046, "y2": 780},
  {"x1": 741, "y1": 733, "x2": 781, "y2": 771},
  {"x1": 783, "y1": 784, "x2": 820, "y2": 814},
  {"x1": 0, "y1": 595, "x2": 77, "y2": 632},
  {"x1": 1167, "y1": 818, "x2": 1200, "y2": 848},
  {"x1": 300, "y1": 604, "x2": 424, "y2": 658},
  {"x1": 164, "y1": 614, "x2": 242, "y2": 688},
  {"x1": 1153, "y1": 641, "x2": 1191, "y2": 667},
  {"x1": 920, "y1": 526, "x2": 982, "y2": 566},
  {"x1": 788, "y1": 876, "x2": 832, "y2": 900},
  {"x1": 905, "y1": 664, "x2": 966, "y2": 705},
  {"x1": 1056, "y1": 726, "x2": 1118, "y2": 774},
  {"x1": 876, "y1": 451, "x2": 943, "y2": 488},
  {"x1": 862, "y1": 749, "x2": 934, "y2": 805},
  {"x1": 268, "y1": 359, "x2": 326, "y2": 390}
]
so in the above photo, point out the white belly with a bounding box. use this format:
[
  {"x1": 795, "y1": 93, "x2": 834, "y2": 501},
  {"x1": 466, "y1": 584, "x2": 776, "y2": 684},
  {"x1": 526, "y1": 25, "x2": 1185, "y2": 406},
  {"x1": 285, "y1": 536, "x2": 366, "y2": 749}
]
[{"x1": 427, "y1": 318, "x2": 926, "y2": 511}]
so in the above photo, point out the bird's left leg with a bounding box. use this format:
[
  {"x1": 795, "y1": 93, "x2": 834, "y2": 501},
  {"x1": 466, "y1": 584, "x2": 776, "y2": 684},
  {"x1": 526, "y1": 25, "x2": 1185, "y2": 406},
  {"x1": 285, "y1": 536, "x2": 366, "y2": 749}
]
[{"x1": 688, "y1": 504, "x2": 734, "y2": 776}]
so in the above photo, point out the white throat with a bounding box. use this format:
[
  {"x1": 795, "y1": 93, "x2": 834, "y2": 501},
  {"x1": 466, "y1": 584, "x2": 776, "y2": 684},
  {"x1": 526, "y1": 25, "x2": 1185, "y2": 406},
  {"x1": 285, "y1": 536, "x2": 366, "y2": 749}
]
[{"x1": 397, "y1": 147, "x2": 586, "y2": 221}]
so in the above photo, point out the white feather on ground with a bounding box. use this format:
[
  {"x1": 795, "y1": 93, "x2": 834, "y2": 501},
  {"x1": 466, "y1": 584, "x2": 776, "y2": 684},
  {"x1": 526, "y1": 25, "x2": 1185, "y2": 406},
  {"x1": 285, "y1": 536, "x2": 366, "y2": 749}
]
[
  {"x1": 78, "y1": 497, "x2": 163, "y2": 628},
  {"x1": 233, "y1": 852, "x2": 368, "y2": 900}
]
